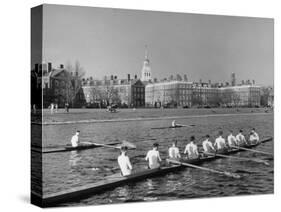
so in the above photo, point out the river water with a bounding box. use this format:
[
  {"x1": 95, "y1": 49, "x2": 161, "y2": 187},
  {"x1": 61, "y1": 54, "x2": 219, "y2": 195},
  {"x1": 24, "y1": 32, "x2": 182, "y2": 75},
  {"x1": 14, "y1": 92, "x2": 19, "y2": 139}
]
[{"x1": 40, "y1": 112, "x2": 273, "y2": 206}]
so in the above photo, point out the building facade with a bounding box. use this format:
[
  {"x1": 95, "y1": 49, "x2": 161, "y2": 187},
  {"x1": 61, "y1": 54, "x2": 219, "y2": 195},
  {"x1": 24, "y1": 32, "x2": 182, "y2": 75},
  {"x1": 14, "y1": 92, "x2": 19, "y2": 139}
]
[
  {"x1": 145, "y1": 81, "x2": 193, "y2": 107},
  {"x1": 82, "y1": 78, "x2": 145, "y2": 108},
  {"x1": 145, "y1": 81, "x2": 261, "y2": 108}
]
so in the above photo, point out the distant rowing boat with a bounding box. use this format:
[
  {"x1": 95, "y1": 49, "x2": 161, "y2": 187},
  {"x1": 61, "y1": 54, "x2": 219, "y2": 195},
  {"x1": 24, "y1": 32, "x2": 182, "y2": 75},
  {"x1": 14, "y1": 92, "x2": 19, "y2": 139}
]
[
  {"x1": 31, "y1": 142, "x2": 122, "y2": 154},
  {"x1": 33, "y1": 136, "x2": 273, "y2": 207},
  {"x1": 151, "y1": 124, "x2": 195, "y2": 130}
]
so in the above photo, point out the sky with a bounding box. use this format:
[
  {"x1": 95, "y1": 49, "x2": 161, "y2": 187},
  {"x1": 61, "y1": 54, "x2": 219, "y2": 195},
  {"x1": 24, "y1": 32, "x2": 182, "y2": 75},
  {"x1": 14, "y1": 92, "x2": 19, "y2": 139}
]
[{"x1": 38, "y1": 4, "x2": 273, "y2": 86}]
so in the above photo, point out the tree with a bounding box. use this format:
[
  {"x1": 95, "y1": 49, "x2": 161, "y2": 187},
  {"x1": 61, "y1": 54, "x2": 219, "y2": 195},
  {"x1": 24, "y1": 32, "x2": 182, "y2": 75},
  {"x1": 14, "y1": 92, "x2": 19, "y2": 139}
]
[{"x1": 65, "y1": 60, "x2": 85, "y2": 107}]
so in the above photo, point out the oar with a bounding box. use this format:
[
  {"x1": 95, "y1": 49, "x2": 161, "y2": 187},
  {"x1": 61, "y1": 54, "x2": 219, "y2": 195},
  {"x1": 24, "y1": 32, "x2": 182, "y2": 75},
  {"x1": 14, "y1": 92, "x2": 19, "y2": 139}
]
[
  {"x1": 230, "y1": 146, "x2": 273, "y2": 156},
  {"x1": 205, "y1": 152, "x2": 270, "y2": 166},
  {"x1": 92, "y1": 140, "x2": 136, "y2": 150},
  {"x1": 166, "y1": 159, "x2": 241, "y2": 179}
]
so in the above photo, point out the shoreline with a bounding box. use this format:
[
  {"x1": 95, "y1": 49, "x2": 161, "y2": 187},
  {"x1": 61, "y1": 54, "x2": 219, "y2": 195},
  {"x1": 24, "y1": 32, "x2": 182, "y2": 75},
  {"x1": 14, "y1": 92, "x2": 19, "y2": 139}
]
[{"x1": 32, "y1": 111, "x2": 273, "y2": 125}]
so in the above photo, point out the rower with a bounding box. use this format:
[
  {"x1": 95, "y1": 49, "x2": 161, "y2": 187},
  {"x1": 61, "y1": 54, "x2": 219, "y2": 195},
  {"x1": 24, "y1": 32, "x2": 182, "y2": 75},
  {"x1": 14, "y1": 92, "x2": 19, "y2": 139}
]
[
  {"x1": 227, "y1": 130, "x2": 238, "y2": 147},
  {"x1": 168, "y1": 140, "x2": 181, "y2": 159},
  {"x1": 145, "y1": 143, "x2": 162, "y2": 169},
  {"x1": 171, "y1": 120, "x2": 177, "y2": 127},
  {"x1": 117, "y1": 146, "x2": 133, "y2": 176},
  {"x1": 249, "y1": 128, "x2": 260, "y2": 145},
  {"x1": 184, "y1": 136, "x2": 199, "y2": 159},
  {"x1": 202, "y1": 135, "x2": 215, "y2": 154},
  {"x1": 214, "y1": 131, "x2": 227, "y2": 151},
  {"x1": 70, "y1": 130, "x2": 80, "y2": 147},
  {"x1": 236, "y1": 129, "x2": 248, "y2": 146}
]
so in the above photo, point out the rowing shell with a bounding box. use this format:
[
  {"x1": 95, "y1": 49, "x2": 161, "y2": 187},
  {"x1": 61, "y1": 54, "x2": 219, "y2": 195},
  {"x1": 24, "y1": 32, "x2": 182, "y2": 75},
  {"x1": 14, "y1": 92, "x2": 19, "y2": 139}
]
[
  {"x1": 151, "y1": 124, "x2": 195, "y2": 130},
  {"x1": 33, "y1": 137, "x2": 272, "y2": 207},
  {"x1": 31, "y1": 142, "x2": 121, "y2": 154}
]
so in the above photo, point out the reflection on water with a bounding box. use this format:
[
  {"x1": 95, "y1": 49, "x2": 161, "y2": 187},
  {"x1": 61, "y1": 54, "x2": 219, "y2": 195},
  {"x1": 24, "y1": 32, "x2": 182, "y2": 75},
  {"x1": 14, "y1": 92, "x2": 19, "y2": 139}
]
[
  {"x1": 41, "y1": 114, "x2": 274, "y2": 205},
  {"x1": 69, "y1": 151, "x2": 81, "y2": 167}
]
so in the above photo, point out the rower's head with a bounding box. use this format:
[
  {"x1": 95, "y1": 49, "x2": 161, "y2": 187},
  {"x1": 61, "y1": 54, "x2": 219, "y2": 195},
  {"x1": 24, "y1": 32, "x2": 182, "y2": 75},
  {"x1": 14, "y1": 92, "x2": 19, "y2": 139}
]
[
  {"x1": 172, "y1": 140, "x2": 177, "y2": 147},
  {"x1": 76, "y1": 130, "x2": 80, "y2": 136},
  {"x1": 229, "y1": 130, "x2": 233, "y2": 134},
  {"x1": 239, "y1": 129, "x2": 243, "y2": 133},
  {"x1": 190, "y1": 136, "x2": 195, "y2": 143},
  {"x1": 206, "y1": 134, "x2": 210, "y2": 139},
  {"x1": 120, "y1": 146, "x2": 128, "y2": 154},
  {"x1": 252, "y1": 128, "x2": 256, "y2": 132},
  {"x1": 153, "y1": 142, "x2": 159, "y2": 150},
  {"x1": 218, "y1": 131, "x2": 223, "y2": 136}
]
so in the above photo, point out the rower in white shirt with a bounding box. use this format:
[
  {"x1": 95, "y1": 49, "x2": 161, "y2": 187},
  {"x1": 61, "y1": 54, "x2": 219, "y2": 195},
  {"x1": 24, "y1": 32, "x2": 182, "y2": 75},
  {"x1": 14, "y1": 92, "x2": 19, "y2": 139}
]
[
  {"x1": 202, "y1": 135, "x2": 215, "y2": 154},
  {"x1": 184, "y1": 136, "x2": 199, "y2": 159},
  {"x1": 227, "y1": 130, "x2": 238, "y2": 147},
  {"x1": 168, "y1": 140, "x2": 181, "y2": 159},
  {"x1": 70, "y1": 130, "x2": 80, "y2": 147},
  {"x1": 117, "y1": 146, "x2": 133, "y2": 176},
  {"x1": 236, "y1": 129, "x2": 248, "y2": 146},
  {"x1": 214, "y1": 131, "x2": 227, "y2": 151},
  {"x1": 145, "y1": 143, "x2": 162, "y2": 169},
  {"x1": 249, "y1": 128, "x2": 260, "y2": 145}
]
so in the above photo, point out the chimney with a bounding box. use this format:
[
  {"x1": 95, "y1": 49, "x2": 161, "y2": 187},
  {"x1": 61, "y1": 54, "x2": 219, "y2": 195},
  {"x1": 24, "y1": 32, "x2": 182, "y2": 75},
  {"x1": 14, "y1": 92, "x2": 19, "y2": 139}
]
[
  {"x1": 48, "y1": 62, "x2": 52, "y2": 72},
  {"x1": 75, "y1": 71, "x2": 78, "y2": 77},
  {"x1": 60, "y1": 64, "x2": 64, "y2": 69},
  {"x1": 114, "y1": 76, "x2": 117, "y2": 80},
  {"x1": 134, "y1": 74, "x2": 137, "y2": 79},
  {"x1": 252, "y1": 80, "x2": 255, "y2": 85},
  {"x1": 208, "y1": 80, "x2": 211, "y2": 85},
  {"x1": 127, "y1": 74, "x2": 131, "y2": 81},
  {"x1": 242, "y1": 80, "x2": 245, "y2": 85},
  {"x1": 110, "y1": 75, "x2": 114, "y2": 80}
]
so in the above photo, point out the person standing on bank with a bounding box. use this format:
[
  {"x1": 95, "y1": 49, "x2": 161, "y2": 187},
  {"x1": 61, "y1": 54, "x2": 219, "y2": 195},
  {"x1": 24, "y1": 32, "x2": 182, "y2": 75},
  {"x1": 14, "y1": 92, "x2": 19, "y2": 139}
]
[
  {"x1": 145, "y1": 143, "x2": 162, "y2": 169},
  {"x1": 118, "y1": 146, "x2": 133, "y2": 176},
  {"x1": 71, "y1": 130, "x2": 80, "y2": 147}
]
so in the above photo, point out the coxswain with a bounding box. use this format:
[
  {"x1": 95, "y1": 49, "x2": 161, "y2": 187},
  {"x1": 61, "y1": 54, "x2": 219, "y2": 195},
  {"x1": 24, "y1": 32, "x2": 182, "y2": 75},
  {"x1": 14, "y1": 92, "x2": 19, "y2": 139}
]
[
  {"x1": 236, "y1": 129, "x2": 248, "y2": 146},
  {"x1": 214, "y1": 131, "x2": 227, "y2": 151},
  {"x1": 184, "y1": 136, "x2": 199, "y2": 159},
  {"x1": 249, "y1": 128, "x2": 260, "y2": 145},
  {"x1": 227, "y1": 130, "x2": 238, "y2": 147},
  {"x1": 117, "y1": 146, "x2": 133, "y2": 176},
  {"x1": 71, "y1": 130, "x2": 80, "y2": 147},
  {"x1": 145, "y1": 143, "x2": 162, "y2": 169},
  {"x1": 168, "y1": 140, "x2": 181, "y2": 159},
  {"x1": 202, "y1": 135, "x2": 215, "y2": 154}
]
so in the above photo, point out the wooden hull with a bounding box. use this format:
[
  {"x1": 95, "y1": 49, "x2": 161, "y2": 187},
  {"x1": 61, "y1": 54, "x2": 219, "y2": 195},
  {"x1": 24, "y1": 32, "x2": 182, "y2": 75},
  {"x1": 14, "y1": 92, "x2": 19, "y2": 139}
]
[{"x1": 34, "y1": 137, "x2": 272, "y2": 207}]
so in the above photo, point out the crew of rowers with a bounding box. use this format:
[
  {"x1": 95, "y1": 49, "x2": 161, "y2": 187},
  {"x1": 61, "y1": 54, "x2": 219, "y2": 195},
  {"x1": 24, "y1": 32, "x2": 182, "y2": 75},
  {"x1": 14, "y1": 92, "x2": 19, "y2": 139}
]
[{"x1": 117, "y1": 128, "x2": 260, "y2": 176}]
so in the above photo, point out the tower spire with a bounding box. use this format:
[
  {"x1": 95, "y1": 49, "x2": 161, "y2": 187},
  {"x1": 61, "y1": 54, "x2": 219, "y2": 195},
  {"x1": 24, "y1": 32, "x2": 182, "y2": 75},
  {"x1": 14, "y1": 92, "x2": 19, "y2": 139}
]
[{"x1": 145, "y1": 45, "x2": 148, "y2": 60}]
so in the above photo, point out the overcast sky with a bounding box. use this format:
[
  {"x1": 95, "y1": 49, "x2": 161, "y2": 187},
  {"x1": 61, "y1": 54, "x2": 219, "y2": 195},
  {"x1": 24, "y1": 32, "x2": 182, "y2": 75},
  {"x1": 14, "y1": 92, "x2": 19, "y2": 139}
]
[{"x1": 40, "y1": 4, "x2": 273, "y2": 86}]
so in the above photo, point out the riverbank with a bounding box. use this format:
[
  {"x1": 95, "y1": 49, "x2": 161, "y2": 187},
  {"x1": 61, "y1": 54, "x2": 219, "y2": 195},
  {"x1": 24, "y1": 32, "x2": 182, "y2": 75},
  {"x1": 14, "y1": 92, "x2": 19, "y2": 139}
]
[{"x1": 32, "y1": 107, "x2": 273, "y2": 125}]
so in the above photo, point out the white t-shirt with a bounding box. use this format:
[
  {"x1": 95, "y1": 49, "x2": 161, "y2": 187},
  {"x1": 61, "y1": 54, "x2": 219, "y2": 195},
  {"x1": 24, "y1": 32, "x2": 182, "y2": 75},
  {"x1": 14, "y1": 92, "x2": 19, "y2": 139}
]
[
  {"x1": 184, "y1": 142, "x2": 199, "y2": 158},
  {"x1": 172, "y1": 121, "x2": 176, "y2": 127},
  {"x1": 71, "y1": 134, "x2": 79, "y2": 147},
  {"x1": 145, "y1": 149, "x2": 161, "y2": 169},
  {"x1": 236, "y1": 133, "x2": 246, "y2": 145},
  {"x1": 214, "y1": 136, "x2": 226, "y2": 150},
  {"x1": 227, "y1": 134, "x2": 237, "y2": 146},
  {"x1": 249, "y1": 132, "x2": 259, "y2": 144},
  {"x1": 118, "y1": 154, "x2": 132, "y2": 176},
  {"x1": 168, "y1": 146, "x2": 181, "y2": 159},
  {"x1": 202, "y1": 139, "x2": 215, "y2": 153}
]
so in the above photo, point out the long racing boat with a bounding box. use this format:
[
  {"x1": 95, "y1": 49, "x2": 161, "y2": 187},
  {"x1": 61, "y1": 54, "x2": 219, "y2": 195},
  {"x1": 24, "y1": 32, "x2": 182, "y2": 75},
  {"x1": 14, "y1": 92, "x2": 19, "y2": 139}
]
[{"x1": 31, "y1": 136, "x2": 273, "y2": 207}]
